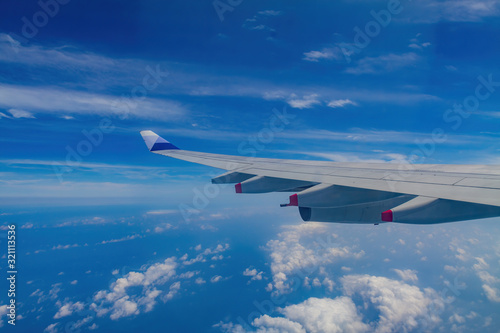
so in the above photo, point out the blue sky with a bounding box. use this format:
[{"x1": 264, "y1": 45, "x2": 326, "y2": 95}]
[{"x1": 1, "y1": 0, "x2": 500, "y2": 332}]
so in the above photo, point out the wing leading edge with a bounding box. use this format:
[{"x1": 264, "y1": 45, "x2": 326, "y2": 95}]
[{"x1": 140, "y1": 131, "x2": 500, "y2": 224}]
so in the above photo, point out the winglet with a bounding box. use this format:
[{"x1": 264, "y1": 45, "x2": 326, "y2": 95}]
[{"x1": 140, "y1": 130, "x2": 180, "y2": 151}]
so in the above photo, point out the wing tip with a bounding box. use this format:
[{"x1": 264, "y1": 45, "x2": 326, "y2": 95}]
[{"x1": 140, "y1": 130, "x2": 180, "y2": 151}]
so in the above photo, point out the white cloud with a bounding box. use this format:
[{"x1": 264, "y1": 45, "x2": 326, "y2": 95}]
[
  {"x1": 154, "y1": 223, "x2": 176, "y2": 233},
  {"x1": 473, "y1": 257, "x2": 489, "y2": 270},
  {"x1": 327, "y1": 99, "x2": 357, "y2": 108},
  {"x1": 444, "y1": 265, "x2": 459, "y2": 273},
  {"x1": 393, "y1": 269, "x2": 419, "y2": 283},
  {"x1": 183, "y1": 243, "x2": 230, "y2": 265},
  {"x1": 477, "y1": 271, "x2": 499, "y2": 285},
  {"x1": 322, "y1": 277, "x2": 335, "y2": 292},
  {"x1": 70, "y1": 316, "x2": 93, "y2": 330},
  {"x1": 222, "y1": 297, "x2": 369, "y2": 333},
  {"x1": 266, "y1": 223, "x2": 363, "y2": 294},
  {"x1": 195, "y1": 277, "x2": 206, "y2": 284},
  {"x1": 0, "y1": 33, "x2": 439, "y2": 128},
  {"x1": 277, "y1": 297, "x2": 369, "y2": 333},
  {"x1": 7, "y1": 108, "x2": 36, "y2": 118},
  {"x1": 54, "y1": 301, "x2": 84, "y2": 319},
  {"x1": 163, "y1": 282, "x2": 181, "y2": 302},
  {"x1": 346, "y1": 53, "x2": 420, "y2": 75},
  {"x1": 243, "y1": 267, "x2": 264, "y2": 281},
  {"x1": 0, "y1": 84, "x2": 187, "y2": 121},
  {"x1": 482, "y1": 284, "x2": 500, "y2": 302},
  {"x1": 472, "y1": 257, "x2": 500, "y2": 302},
  {"x1": 109, "y1": 297, "x2": 139, "y2": 320},
  {"x1": 99, "y1": 234, "x2": 142, "y2": 245},
  {"x1": 303, "y1": 48, "x2": 342, "y2": 62},
  {"x1": 146, "y1": 210, "x2": 177, "y2": 216},
  {"x1": 438, "y1": 0, "x2": 500, "y2": 22},
  {"x1": 0, "y1": 111, "x2": 12, "y2": 119},
  {"x1": 342, "y1": 275, "x2": 444, "y2": 332},
  {"x1": 402, "y1": 0, "x2": 500, "y2": 23},
  {"x1": 258, "y1": 10, "x2": 282, "y2": 16},
  {"x1": 243, "y1": 10, "x2": 280, "y2": 32},
  {"x1": 52, "y1": 243, "x2": 79, "y2": 250},
  {"x1": 44, "y1": 323, "x2": 59, "y2": 333},
  {"x1": 49, "y1": 283, "x2": 62, "y2": 300},
  {"x1": 0, "y1": 305, "x2": 7, "y2": 327},
  {"x1": 287, "y1": 94, "x2": 321, "y2": 109},
  {"x1": 203, "y1": 243, "x2": 230, "y2": 255},
  {"x1": 91, "y1": 257, "x2": 178, "y2": 319},
  {"x1": 449, "y1": 313, "x2": 466, "y2": 324},
  {"x1": 253, "y1": 315, "x2": 306, "y2": 333},
  {"x1": 211, "y1": 275, "x2": 223, "y2": 283}
]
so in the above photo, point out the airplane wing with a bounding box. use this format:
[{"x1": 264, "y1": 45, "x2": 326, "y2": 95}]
[{"x1": 140, "y1": 130, "x2": 500, "y2": 224}]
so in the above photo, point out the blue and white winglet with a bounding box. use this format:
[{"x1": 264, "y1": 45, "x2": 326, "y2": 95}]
[{"x1": 140, "y1": 130, "x2": 180, "y2": 152}]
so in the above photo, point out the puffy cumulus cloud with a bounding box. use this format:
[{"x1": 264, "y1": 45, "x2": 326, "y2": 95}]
[
  {"x1": 341, "y1": 275, "x2": 444, "y2": 332},
  {"x1": 44, "y1": 323, "x2": 59, "y2": 333},
  {"x1": 393, "y1": 269, "x2": 418, "y2": 283},
  {"x1": 218, "y1": 297, "x2": 369, "y2": 333},
  {"x1": 163, "y1": 282, "x2": 181, "y2": 302},
  {"x1": 91, "y1": 257, "x2": 178, "y2": 320},
  {"x1": 266, "y1": 223, "x2": 363, "y2": 294},
  {"x1": 69, "y1": 316, "x2": 94, "y2": 331},
  {"x1": 109, "y1": 297, "x2": 139, "y2": 320},
  {"x1": 54, "y1": 301, "x2": 84, "y2": 319},
  {"x1": 482, "y1": 285, "x2": 500, "y2": 302},
  {"x1": 277, "y1": 297, "x2": 369, "y2": 333},
  {"x1": 253, "y1": 315, "x2": 306, "y2": 333},
  {"x1": 472, "y1": 257, "x2": 500, "y2": 303},
  {"x1": 472, "y1": 257, "x2": 489, "y2": 271},
  {"x1": 243, "y1": 268, "x2": 264, "y2": 281},
  {"x1": 183, "y1": 243, "x2": 230, "y2": 265},
  {"x1": 218, "y1": 274, "x2": 452, "y2": 333},
  {"x1": 195, "y1": 277, "x2": 206, "y2": 284}
]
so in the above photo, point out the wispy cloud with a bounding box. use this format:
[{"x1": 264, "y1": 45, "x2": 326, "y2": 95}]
[
  {"x1": 327, "y1": 99, "x2": 357, "y2": 108},
  {"x1": 434, "y1": 0, "x2": 500, "y2": 22},
  {"x1": 303, "y1": 48, "x2": 343, "y2": 62},
  {"x1": 346, "y1": 53, "x2": 420, "y2": 75},
  {"x1": 0, "y1": 33, "x2": 438, "y2": 122},
  {"x1": 408, "y1": 33, "x2": 432, "y2": 50},
  {"x1": 99, "y1": 234, "x2": 143, "y2": 245},
  {"x1": 403, "y1": 0, "x2": 500, "y2": 23},
  {"x1": 258, "y1": 10, "x2": 282, "y2": 16},
  {"x1": 243, "y1": 9, "x2": 282, "y2": 32},
  {"x1": 3, "y1": 108, "x2": 36, "y2": 119},
  {"x1": 0, "y1": 84, "x2": 187, "y2": 120},
  {"x1": 287, "y1": 94, "x2": 321, "y2": 109}
]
